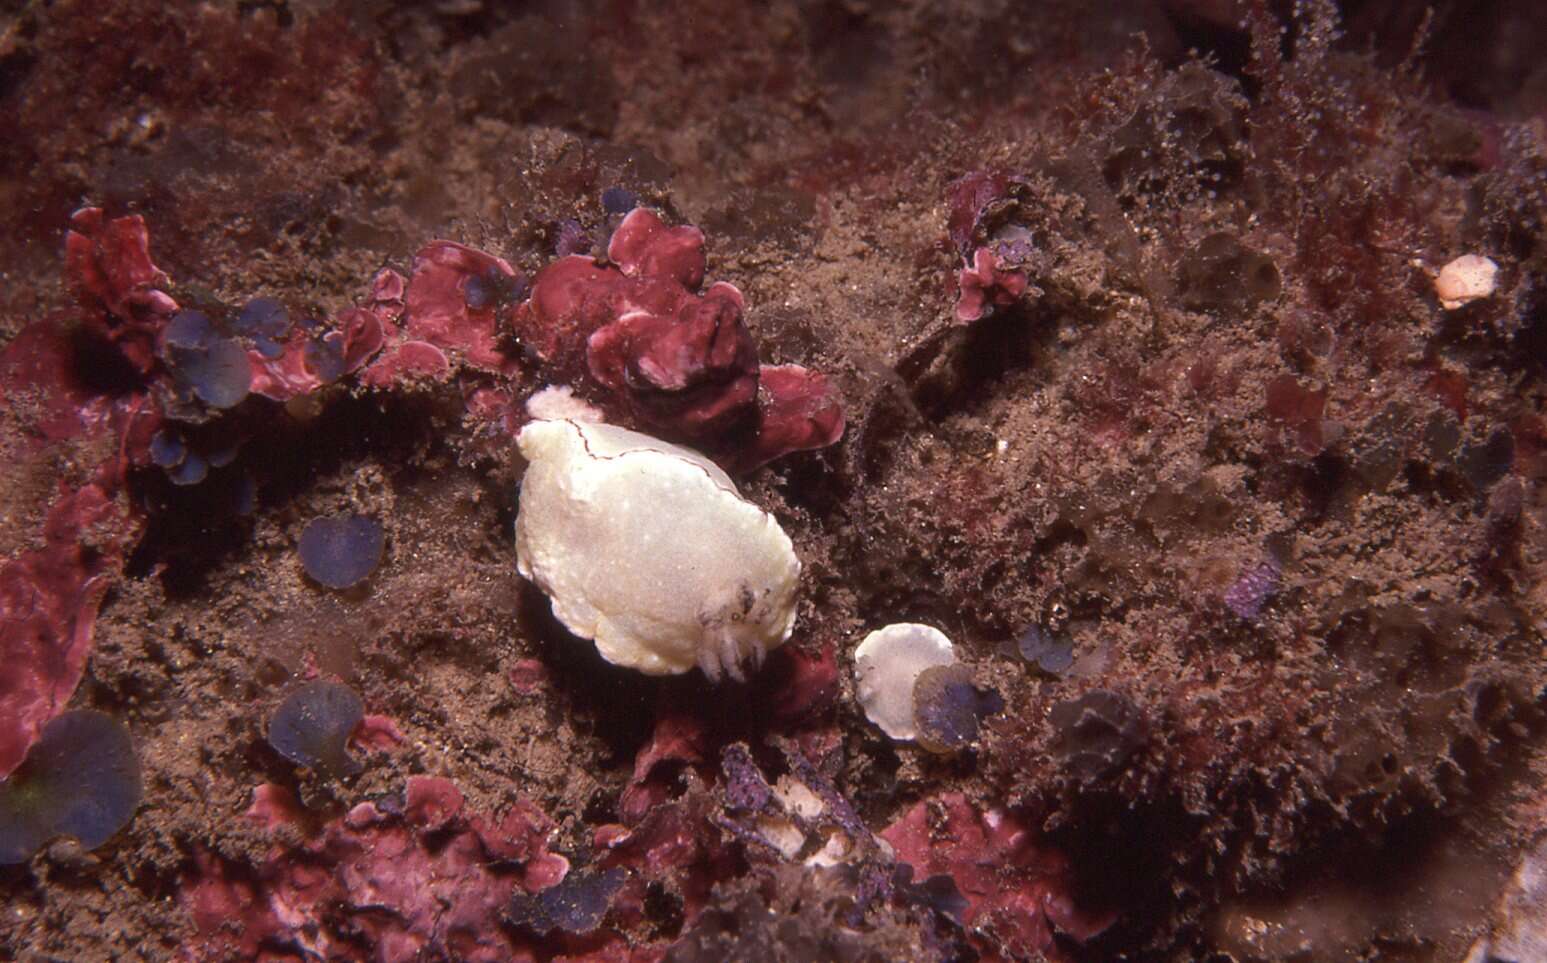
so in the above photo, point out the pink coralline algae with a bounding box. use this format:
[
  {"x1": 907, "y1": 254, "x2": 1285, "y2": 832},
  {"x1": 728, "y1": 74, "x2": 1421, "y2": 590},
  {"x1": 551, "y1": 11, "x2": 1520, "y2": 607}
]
[
  {"x1": 185, "y1": 776, "x2": 581, "y2": 962},
  {"x1": 955, "y1": 247, "x2": 1030, "y2": 323},
  {"x1": 250, "y1": 247, "x2": 529, "y2": 402},
  {"x1": 248, "y1": 305, "x2": 389, "y2": 401},
  {"x1": 745, "y1": 365, "x2": 846, "y2": 471},
  {"x1": 594, "y1": 786, "x2": 735, "y2": 935},
  {"x1": 0, "y1": 259, "x2": 158, "y2": 777},
  {"x1": 763, "y1": 642, "x2": 839, "y2": 725},
  {"x1": 0, "y1": 485, "x2": 133, "y2": 778},
  {"x1": 944, "y1": 171, "x2": 1036, "y2": 323},
  {"x1": 606, "y1": 208, "x2": 706, "y2": 289},
  {"x1": 590, "y1": 705, "x2": 836, "y2": 933},
  {"x1": 517, "y1": 208, "x2": 844, "y2": 470},
  {"x1": 619, "y1": 710, "x2": 709, "y2": 824},
  {"x1": 397, "y1": 241, "x2": 520, "y2": 373},
  {"x1": 63, "y1": 207, "x2": 179, "y2": 373},
  {"x1": 880, "y1": 794, "x2": 1114, "y2": 962},
  {"x1": 587, "y1": 278, "x2": 759, "y2": 439}
]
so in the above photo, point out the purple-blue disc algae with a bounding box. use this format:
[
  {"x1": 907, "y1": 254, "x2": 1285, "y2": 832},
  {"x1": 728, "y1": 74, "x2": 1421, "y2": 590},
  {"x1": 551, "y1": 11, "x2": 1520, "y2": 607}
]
[
  {"x1": 254, "y1": 335, "x2": 286, "y2": 359},
  {"x1": 167, "y1": 450, "x2": 209, "y2": 486},
  {"x1": 149, "y1": 430, "x2": 187, "y2": 469},
  {"x1": 1015, "y1": 624, "x2": 1075, "y2": 674},
  {"x1": 1223, "y1": 560, "x2": 1281, "y2": 620},
  {"x1": 1049, "y1": 690, "x2": 1146, "y2": 783},
  {"x1": 236, "y1": 298, "x2": 292, "y2": 338},
  {"x1": 0, "y1": 710, "x2": 142, "y2": 863},
  {"x1": 163, "y1": 309, "x2": 216, "y2": 350},
  {"x1": 912, "y1": 664, "x2": 1002, "y2": 754},
  {"x1": 303, "y1": 336, "x2": 346, "y2": 383},
  {"x1": 299, "y1": 514, "x2": 385, "y2": 589},
  {"x1": 601, "y1": 187, "x2": 639, "y2": 215},
  {"x1": 267, "y1": 680, "x2": 365, "y2": 779},
  {"x1": 506, "y1": 868, "x2": 627, "y2": 935},
  {"x1": 554, "y1": 219, "x2": 591, "y2": 257},
  {"x1": 172, "y1": 335, "x2": 252, "y2": 409}
]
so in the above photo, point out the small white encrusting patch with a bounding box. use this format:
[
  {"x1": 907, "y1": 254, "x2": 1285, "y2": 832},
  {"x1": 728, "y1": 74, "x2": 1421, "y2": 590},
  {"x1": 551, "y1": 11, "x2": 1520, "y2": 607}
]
[
  {"x1": 853, "y1": 623, "x2": 957, "y2": 740},
  {"x1": 524, "y1": 385, "x2": 605, "y2": 423},
  {"x1": 515, "y1": 419, "x2": 800, "y2": 683},
  {"x1": 1434, "y1": 254, "x2": 1498, "y2": 310}
]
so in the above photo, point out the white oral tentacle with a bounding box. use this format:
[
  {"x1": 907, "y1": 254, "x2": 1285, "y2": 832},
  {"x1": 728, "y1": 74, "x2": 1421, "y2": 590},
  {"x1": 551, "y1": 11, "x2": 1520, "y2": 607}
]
[
  {"x1": 698, "y1": 643, "x2": 723, "y2": 684},
  {"x1": 721, "y1": 634, "x2": 746, "y2": 684}
]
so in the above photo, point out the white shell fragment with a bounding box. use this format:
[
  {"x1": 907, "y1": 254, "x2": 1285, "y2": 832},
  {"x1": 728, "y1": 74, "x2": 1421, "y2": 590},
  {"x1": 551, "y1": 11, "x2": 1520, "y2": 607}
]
[
  {"x1": 853, "y1": 623, "x2": 957, "y2": 740},
  {"x1": 1434, "y1": 254, "x2": 1498, "y2": 310},
  {"x1": 515, "y1": 419, "x2": 800, "y2": 682}
]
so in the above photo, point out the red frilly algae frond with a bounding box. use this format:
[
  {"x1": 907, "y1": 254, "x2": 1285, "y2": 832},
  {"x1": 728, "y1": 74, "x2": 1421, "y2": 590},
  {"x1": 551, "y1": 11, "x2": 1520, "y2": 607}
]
[
  {"x1": 607, "y1": 206, "x2": 707, "y2": 289},
  {"x1": 0, "y1": 486, "x2": 129, "y2": 779},
  {"x1": 0, "y1": 217, "x2": 163, "y2": 777},
  {"x1": 880, "y1": 793, "x2": 1114, "y2": 962},
  {"x1": 587, "y1": 277, "x2": 760, "y2": 440},
  {"x1": 399, "y1": 241, "x2": 520, "y2": 373},
  {"x1": 185, "y1": 776, "x2": 581, "y2": 962},
  {"x1": 955, "y1": 248, "x2": 1030, "y2": 323},
  {"x1": 63, "y1": 207, "x2": 178, "y2": 374},
  {"x1": 518, "y1": 207, "x2": 844, "y2": 471}
]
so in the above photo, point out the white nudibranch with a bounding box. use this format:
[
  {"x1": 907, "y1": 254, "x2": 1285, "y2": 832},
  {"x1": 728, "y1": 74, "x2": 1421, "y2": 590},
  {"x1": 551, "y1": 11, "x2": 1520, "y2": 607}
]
[{"x1": 515, "y1": 419, "x2": 801, "y2": 683}]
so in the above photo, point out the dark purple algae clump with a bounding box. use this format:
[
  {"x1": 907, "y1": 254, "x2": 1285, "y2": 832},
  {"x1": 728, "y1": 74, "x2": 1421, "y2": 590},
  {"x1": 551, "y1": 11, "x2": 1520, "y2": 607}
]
[
  {"x1": 1223, "y1": 559, "x2": 1281, "y2": 620},
  {"x1": 148, "y1": 429, "x2": 187, "y2": 469},
  {"x1": 0, "y1": 710, "x2": 142, "y2": 864},
  {"x1": 1049, "y1": 690, "x2": 1146, "y2": 784},
  {"x1": 1014, "y1": 624, "x2": 1075, "y2": 674},
  {"x1": 298, "y1": 514, "x2": 384, "y2": 589},
  {"x1": 601, "y1": 187, "x2": 639, "y2": 215},
  {"x1": 167, "y1": 450, "x2": 209, "y2": 486},
  {"x1": 893, "y1": 864, "x2": 970, "y2": 926},
  {"x1": 266, "y1": 681, "x2": 365, "y2": 779},
  {"x1": 506, "y1": 868, "x2": 627, "y2": 935}
]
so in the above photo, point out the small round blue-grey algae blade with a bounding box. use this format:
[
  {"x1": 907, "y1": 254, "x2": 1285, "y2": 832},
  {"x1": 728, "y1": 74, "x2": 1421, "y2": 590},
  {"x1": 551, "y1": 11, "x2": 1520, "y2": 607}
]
[
  {"x1": 1016, "y1": 624, "x2": 1075, "y2": 674},
  {"x1": 507, "y1": 868, "x2": 627, "y2": 935},
  {"x1": 167, "y1": 450, "x2": 209, "y2": 487},
  {"x1": 303, "y1": 337, "x2": 346, "y2": 383},
  {"x1": 182, "y1": 336, "x2": 252, "y2": 409},
  {"x1": 236, "y1": 298, "x2": 291, "y2": 339},
  {"x1": 149, "y1": 430, "x2": 187, "y2": 469},
  {"x1": 298, "y1": 515, "x2": 384, "y2": 589},
  {"x1": 163, "y1": 309, "x2": 216, "y2": 350},
  {"x1": 267, "y1": 681, "x2": 365, "y2": 779},
  {"x1": 0, "y1": 710, "x2": 142, "y2": 864}
]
